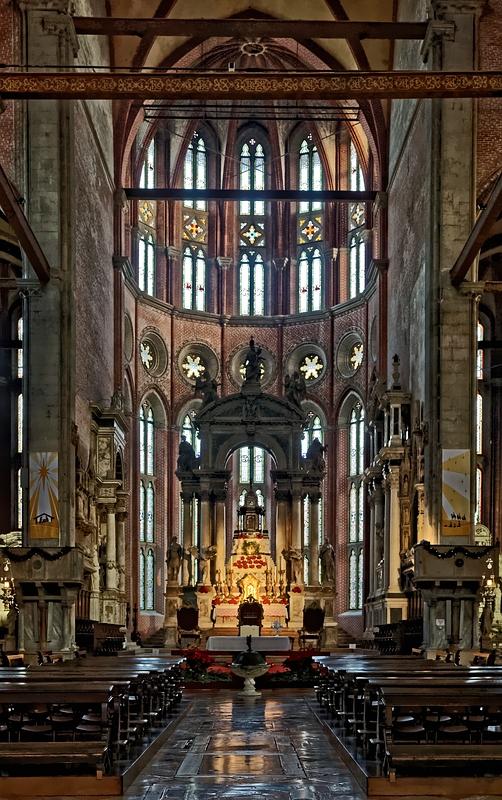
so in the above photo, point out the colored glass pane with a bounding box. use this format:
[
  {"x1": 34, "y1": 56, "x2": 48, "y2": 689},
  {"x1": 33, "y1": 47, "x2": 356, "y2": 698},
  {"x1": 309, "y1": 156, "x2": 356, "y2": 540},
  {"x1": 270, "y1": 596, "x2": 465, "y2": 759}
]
[
  {"x1": 349, "y1": 549, "x2": 357, "y2": 609},
  {"x1": 139, "y1": 549, "x2": 145, "y2": 610},
  {"x1": 349, "y1": 409, "x2": 357, "y2": 475},
  {"x1": 139, "y1": 480, "x2": 145, "y2": 541},
  {"x1": 139, "y1": 407, "x2": 146, "y2": 474},
  {"x1": 357, "y1": 550, "x2": 363, "y2": 609},
  {"x1": 240, "y1": 255, "x2": 251, "y2": 315},
  {"x1": 349, "y1": 483, "x2": 357, "y2": 542},
  {"x1": 240, "y1": 143, "x2": 251, "y2": 214},
  {"x1": 146, "y1": 549, "x2": 154, "y2": 610},
  {"x1": 349, "y1": 240, "x2": 358, "y2": 298},
  {"x1": 196, "y1": 138, "x2": 207, "y2": 210},
  {"x1": 182, "y1": 354, "x2": 205, "y2": 380},
  {"x1": 358, "y1": 240, "x2": 366, "y2": 293},
  {"x1": 183, "y1": 247, "x2": 193, "y2": 309},
  {"x1": 138, "y1": 235, "x2": 146, "y2": 291},
  {"x1": 477, "y1": 392, "x2": 483, "y2": 454},
  {"x1": 254, "y1": 448, "x2": 264, "y2": 483},
  {"x1": 240, "y1": 447, "x2": 250, "y2": 484},
  {"x1": 146, "y1": 236, "x2": 155, "y2": 296},
  {"x1": 17, "y1": 393, "x2": 22, "y2": 454},
  {"x1": 147, "y1": 407, "x2": 154, "y2": 474},
  {"x1": 358, "y1": 483, "x2": 364, "y2": 541},
  {"x1": 196, "y1": 250, "x2": 205, "y2": 311},
  {"x1": 475, "y1": 467, "x2": 482, "y2": 524},
  {"x1": 146, "y1": 482, "x2": 154, "y2": 542},
  {"x1": 17, "y1": 467, "x2": 22, "y2": 529},
  {"x1": 312, "y1": 250, "x2": 322, "y2": 310},
  {"x1": 477, "y1": 321, "x2": 484, "y2": 380},
  {"x1": 299, "y1": 251, "x2": 309, "y2": 313},
  {"x1": 17, "y1": 316, "x2": 23, "y2": 378},
  {"x1": 358, "y1": 409, "x2": 365, "y2": 474},
  {"x1": 253, "y1": 255, "x2": 264, "y2": 315}
]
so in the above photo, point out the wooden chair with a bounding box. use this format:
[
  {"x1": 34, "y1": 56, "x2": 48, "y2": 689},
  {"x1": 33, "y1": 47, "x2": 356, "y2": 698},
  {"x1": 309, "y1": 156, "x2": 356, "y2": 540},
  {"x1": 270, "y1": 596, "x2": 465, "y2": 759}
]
[
  {"x1": 177, "y1": 605, "x2": 201, "y2": 649},
  {"x1": 298, "y1": 607, "x2": 325, "y2": 650},
  {"x1": 237, "y1": 601, "x2": 264, "y2": 634}
]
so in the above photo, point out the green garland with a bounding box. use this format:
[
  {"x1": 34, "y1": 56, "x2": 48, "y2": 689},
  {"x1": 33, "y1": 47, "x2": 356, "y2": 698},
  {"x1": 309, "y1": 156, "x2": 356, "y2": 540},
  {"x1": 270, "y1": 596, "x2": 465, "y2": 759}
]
[
  {"x1": 3, "y1": 546, "x2": 72, "y2": 562},
  {"x1": 421, "y1": 541, "x2": 494, "y2": 560}
]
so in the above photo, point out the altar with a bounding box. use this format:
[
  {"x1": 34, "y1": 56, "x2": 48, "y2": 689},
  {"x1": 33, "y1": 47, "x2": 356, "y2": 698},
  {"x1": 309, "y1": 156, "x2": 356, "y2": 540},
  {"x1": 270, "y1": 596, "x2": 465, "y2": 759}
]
[{"x1": 206, "y1": 635, "x2": 290, "y2": 652}]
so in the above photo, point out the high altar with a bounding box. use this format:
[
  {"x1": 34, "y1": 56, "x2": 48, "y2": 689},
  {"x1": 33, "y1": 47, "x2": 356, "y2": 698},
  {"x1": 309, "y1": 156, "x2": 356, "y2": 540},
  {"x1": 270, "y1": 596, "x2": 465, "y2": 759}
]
[{"x1": 163, "y1": 342, "x2": 338, "y2": 649}]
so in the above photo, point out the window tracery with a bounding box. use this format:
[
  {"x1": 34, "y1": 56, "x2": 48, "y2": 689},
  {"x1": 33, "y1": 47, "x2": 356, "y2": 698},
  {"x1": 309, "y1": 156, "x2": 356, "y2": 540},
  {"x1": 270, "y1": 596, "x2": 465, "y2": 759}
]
[
  {"x1": 348, "y1": 141, "x2": 366, "y2": 299},
  {"x1": 182, "y1": 133, "x2": 207, "y2": 310},
  {"x1": 298, "y1": 136, "x2": 323, "y2": 312},
  {"x1": 239, "y1": 138, "x2": 266, "y2": 315}
]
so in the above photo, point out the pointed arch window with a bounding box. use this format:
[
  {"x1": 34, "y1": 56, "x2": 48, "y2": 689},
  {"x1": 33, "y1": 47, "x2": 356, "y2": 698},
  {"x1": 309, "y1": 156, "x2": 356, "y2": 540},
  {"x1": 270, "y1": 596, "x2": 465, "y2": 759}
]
[
  {"x1": 138, "y1": 233, "x2": 155, "y2": 296},
  {"x1": 182, "y1": 246, "x2": 206, "y2": 311},
  {"x1": 302, "y1": 413, "x2": 323, "y2": 458},
  {"x1": 239, "y1": 252, "x2": 264, "y2": 316},
  {"x1": 347, "y1": 401, "x2": 365, "y2": 610},
  {"x1": 239, "y1": 446, "x2": 265, "y2": 485},
  {"x1": 140, "y1": 401, "x2": 156, "y2": 605},
  {"x1": 348, "y1": 141, "x2": 366, "y2": 298},
  {"x1": 298, "y1": 248, "x2": 322, "y2": 313},
  {"x1": 184, "y1": 134, "x2": 207, "y2": 210},
  {"x1": 140, "y1": 139, "x2": 155, "y2": 189},
  {"x1": 299, "y1": 137, "x2": 323, "y2": 213},
  {"x1": 146, "y1": 549, "x2": 155, "y2": 610},
  {"x1": 476, "y1": 392, "x2": 483, "y2": 455},
  {"x1": 182, "y1": 411, "x2": 200, "y2": 458},
  {"x1": 240, "y1": 139, "x2": 265, "y2": 216}
]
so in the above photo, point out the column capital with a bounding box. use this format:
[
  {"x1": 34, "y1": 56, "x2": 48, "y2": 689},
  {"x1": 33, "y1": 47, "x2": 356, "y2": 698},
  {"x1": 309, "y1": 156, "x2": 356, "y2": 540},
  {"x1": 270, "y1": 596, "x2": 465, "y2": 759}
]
[
  {"x1": 272, "y1": 257, "x2": 289, "y2": 271},
  {"x1": 166, "y1": 246, "x2": 181, "y2": 261},
  {"x1": 421, "y1": 19, "x2": 456, "y2": 61},
  {"x1": 458, "y1": 280, "x2": 484, "y2": 301},
  {"x1": 40, "y1": 12, "x2": 79, "y2": 58},
  {"x1": 114, "y1": 188, "x2": 128, "y2": 213},
  {"x1": 216, "y1": 256, "x2": 232, "y2": 271},
  {"x1": 384, "y1": 467, "x2": 400, "y2": 490},
  {"x1": 373, "y1": 191, "x2": 388, "y2": 216},
  {"x1": 324, "y1": 248, "x2": 339, "y2": 262}
]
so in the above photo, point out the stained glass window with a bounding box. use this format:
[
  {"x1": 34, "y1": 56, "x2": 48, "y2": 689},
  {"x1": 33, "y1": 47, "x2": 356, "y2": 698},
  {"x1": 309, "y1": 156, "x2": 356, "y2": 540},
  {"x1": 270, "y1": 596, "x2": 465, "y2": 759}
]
[
  {"x1": 347, "y1": 400, "x2": 364, "y2": 609},
  {"x1": 146, "y1": 549, "x2": 154, "y2": 610},
  {"x1": 302, "y1": 414, "x2": 323, "y2": 458},
  {"x1": 476, "y1": 392, "x2": 483, "y2": 455},
  {"x1": 240, "y1": 140, "x2": 265, "y2": 216},
  {"x1": 139, "y1": 549, "x2": 145, "y2": 610},
  {"x1": 182, "y1": 246, "x2": 206, "y2": 311},
  {"x1": 139, "y1": 480, "x2": 145, "y2": 542},
  {"x1": 298, "y1": 248, "x2": 322, "y2": 312},
  {"x1": 17, "y1": 467, "x2": 22, "y2": 530},
  {"x1": 299, "y1": 137, "x2": 322, "y2": 213},
  {"x1": 182, "y1": 354, "x2": 205, "y2": 380},
  {"x1": 17, "y1": 316, "x2": 23, "y2": 379},
  {"x1": 239, "y1": 446, "x2": 264, "y2": 484},
  {"x1": 138, "y1": 233, "x2": 155, "y2": 296},
  {"x1": 475, "y1": 466, "x2": 482, "y2": 524},
  {"x1": 303, "y1": 496, "x2": 310, "y2": 584},
  {"x1": 300, "y1": 354, "x2": 324, "y2": 381},
  {"x1": 146, "y1": 482, "x2": 154, "y2": 542},
  {"x1": 140, "y1": 139, "x2": 155, "y2": 190},
  {"x1": 477, "y1": 321, "x2": 484, "y2": 380},
  {"x1": 184, "y1": 134, "x2": 207, "y2": 211},
  {"x1": 348, "y1": 141, "x2": 366, "y2": 299},
  {"x1": 146, "y1": 407, "x2": 154, "y2": 474},
  {"x1": 239, "y1": 252, "x2": 264, "y2": 316},
  {"x1": 182, "y1": 413, "x2": 200, "y2": 458}
]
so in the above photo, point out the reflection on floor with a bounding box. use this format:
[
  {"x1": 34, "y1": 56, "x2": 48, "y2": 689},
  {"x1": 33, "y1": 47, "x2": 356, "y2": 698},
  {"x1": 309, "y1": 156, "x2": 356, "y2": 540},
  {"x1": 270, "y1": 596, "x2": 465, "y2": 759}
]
[{"x1": 22, "y1": 689, "x2": 502, "y2": 800}]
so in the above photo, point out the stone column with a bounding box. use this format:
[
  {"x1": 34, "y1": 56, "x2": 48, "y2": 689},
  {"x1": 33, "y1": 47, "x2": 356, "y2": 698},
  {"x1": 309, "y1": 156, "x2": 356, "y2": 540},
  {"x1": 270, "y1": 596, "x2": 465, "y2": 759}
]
[
  {"x1": 216, "y1": 257, "x2": 232, "y2": 316},
  {"x1": 181, "y1": 491, "x2": 193, "y2": 586},
  {"x1": 385, "y1": 467, "x2": 401, "y2": 594},
  {"x1": 106, "y1": 509, "x2": 117, "y2": 591},
  {"x1": 214, "y1": 490, "x2": 227, "y2": 579},
  {"x1": 166, "y1": 246, "x2": 181, "y2": 306},
  {"x1": 20, "y1": 0, "x2": 79, "y2": 547},
  {"x1": 309, "y1": 492, "x2": 321, "y2": 587},
  {"x1": 275, "y1": 489, "x2": 288, "y2": 573},
  {"x1": 367, "y1": 489, "x2": 376, "y2": 597},
  {"x1": 272, "y1": 258, "x2": 288, "y2": 315},
  {"x1": 291, "y1": 489, "x2": 302, "y2": 552}
]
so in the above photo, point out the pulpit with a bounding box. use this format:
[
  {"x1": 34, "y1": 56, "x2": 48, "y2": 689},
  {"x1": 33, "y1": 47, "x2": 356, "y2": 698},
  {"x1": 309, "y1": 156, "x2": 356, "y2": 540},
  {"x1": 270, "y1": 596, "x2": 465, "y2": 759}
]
[{"x1": 238, "y1": 601, "x2": 264, "y2": 636}]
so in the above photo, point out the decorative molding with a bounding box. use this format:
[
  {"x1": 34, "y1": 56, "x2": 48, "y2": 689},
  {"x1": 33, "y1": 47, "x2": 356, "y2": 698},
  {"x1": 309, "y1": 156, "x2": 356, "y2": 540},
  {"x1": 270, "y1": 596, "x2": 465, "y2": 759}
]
[
  {"x1": 216, "y1": 256, "x2": 232, "y2": 271},
  {"x1": 421, "y1": 19, "x2": 456, "y2": 62},
  {"x1": 3, "y1": 71, "x2": 502, "y2": 101},
  {"x1": 373, "y1": 191, "x2": 388, "y2": 216}
]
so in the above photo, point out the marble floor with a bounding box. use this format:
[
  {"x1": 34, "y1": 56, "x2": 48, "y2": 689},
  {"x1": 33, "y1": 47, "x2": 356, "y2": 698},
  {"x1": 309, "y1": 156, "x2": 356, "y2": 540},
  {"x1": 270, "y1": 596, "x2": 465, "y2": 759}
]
[{"x1": 10, "y1": 689, "x2": 502, "y2": 800}]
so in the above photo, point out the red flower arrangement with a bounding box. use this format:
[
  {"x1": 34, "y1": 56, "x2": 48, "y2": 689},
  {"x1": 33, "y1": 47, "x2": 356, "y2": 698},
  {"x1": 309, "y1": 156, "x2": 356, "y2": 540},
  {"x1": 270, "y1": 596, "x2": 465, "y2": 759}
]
[
  {"x1": 292, "y1": 586, "x2": 302, "y2": 593},
  {"x1": 266, "y1": 664, "x2": 290, "y2": 675},
  {"x1": 206, "y1": 664, "x2": 232, "y2": 675},
  {"x1": 198, "y1": 586, "x2": 211, "y2": 593}
]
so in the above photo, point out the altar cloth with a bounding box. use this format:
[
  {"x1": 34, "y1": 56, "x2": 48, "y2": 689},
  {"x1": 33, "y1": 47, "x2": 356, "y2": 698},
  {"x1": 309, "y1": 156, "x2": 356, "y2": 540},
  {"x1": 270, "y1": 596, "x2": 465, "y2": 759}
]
[{"x1": 206, "y1": 635, "x2": 290, "y2": 652}]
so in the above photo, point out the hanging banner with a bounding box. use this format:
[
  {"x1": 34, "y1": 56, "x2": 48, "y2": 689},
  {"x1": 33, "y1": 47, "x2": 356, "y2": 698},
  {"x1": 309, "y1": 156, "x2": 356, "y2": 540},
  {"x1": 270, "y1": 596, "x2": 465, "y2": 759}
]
[
  {"x1": 29, "y1": 452, "x2": 59, "y2": 539},
  {"x1": 442, "y1": 449, "x2": 470, "y2": 536}
]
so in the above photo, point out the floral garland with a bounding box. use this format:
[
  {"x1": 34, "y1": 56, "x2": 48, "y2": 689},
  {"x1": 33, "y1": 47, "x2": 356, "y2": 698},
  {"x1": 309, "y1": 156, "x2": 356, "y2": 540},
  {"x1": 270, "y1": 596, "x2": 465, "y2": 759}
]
[
  {"x1": 3, "y1": 546, "x2": 72, "y2": 562},
  {"x1": 421, "y1": 541, "x2": 494, "y2": 560}
]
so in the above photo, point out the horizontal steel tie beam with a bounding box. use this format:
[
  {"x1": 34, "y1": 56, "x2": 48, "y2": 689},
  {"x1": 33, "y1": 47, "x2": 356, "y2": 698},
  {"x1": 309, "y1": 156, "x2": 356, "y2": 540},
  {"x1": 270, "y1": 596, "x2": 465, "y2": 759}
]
[
  {"x1": 1, "y1": 71, "x2": 502, "y2": 100},
  {"x1": 72, "y1": 18, "x2": 429, "y2": 40},
  {"x1": 126, "y1": 188, "x2": 376, "y2": 202}
]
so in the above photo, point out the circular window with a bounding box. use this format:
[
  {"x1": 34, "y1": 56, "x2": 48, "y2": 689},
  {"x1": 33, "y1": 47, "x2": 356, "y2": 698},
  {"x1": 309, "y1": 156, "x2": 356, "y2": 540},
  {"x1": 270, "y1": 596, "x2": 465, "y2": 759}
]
[
  {"x1": 124, "y1": 314, "x2": 134, "y2": 363},
  {"x1": 139, "y1": 331, "x2": 168, "y2": 378},
  {"x1": 228, "y1": 342, "x2": 275, "y2": 390},
  {"x1": 178, "y1": 343, "x2": 218, "y2": 386},
  {"x1": 284, "y1": 343, "x2": 327, "y2": 387},
  {"x1": 336, "y1": 331, "x2": 364, "y2": 378}
]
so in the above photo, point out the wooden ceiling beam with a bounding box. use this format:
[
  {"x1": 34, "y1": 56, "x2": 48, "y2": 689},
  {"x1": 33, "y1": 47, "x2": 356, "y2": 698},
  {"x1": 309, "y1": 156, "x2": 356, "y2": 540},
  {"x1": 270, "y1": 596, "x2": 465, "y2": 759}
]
[
  {"x1": 450, "y1": 171, "x2": 502, "y2": 287},
  {"x1": 72, "y1": 18, "x2": 428, "y2": 40},
  {"x1": 2, "y1": 71, "x2": 502, "y2": 100},
  {"x1": 0, "y1": 161, "x2": 50, "y2": 284},
  {"x1": 126, "y1": 188, "x2": 376, "y2": 202}
]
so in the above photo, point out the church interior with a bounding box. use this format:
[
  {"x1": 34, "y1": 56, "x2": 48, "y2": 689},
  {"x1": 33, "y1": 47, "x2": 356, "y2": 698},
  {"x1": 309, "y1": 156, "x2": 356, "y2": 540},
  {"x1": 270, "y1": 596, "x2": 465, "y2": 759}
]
[{"x1": 2, "y1": 0, "x2": 502, "y2": 798}]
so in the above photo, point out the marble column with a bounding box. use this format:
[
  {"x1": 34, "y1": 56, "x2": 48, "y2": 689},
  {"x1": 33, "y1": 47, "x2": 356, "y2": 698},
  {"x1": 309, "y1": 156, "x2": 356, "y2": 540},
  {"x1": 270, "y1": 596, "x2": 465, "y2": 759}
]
[
  {"x1": 385, "y1": 467, "x2": 401, "y2": 594},
  {"x1": 291, "y1": 489, "x2": 302, "y2": 552},
  {"x1": 309, "y1": 492, "x2": 321, "y2": 587},
  {"x1": 275, "y1": 490, "x2": 288, "y2": 573},
  {"x1": 200, "y1": 490, "x2": 213, "y2": 585},
  {"x1": 214, "y1": 490, "x2": 227, "y2": 579},
  {"x1": 181, "y1": 492, "x2": 193, "y2": 586},
  {"x1": 106, "y1": 509, "x2": 117, "y2": 591}
]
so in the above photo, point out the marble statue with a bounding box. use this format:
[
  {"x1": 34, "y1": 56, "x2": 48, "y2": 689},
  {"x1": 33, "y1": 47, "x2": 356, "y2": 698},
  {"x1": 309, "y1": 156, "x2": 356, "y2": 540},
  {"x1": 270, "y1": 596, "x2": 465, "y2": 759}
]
[
  {"x1": 177, "y1": 436, "x2": 196, "y2": 471},
  {"x1": 282, "y1": 545, "x2": 303, "y2": 583},
  {"x1": 166, "y1": 535, "x2": 183, "y2": 582},
  {"x1": 306, "y1": 437, "x2": 327, "y2": 472},
  {"x1": 320, "y1": 539, "x2": 335, "y2": 583},
  {"x1": 244, "y1": 338, "x2": 264, "y2": 382}
]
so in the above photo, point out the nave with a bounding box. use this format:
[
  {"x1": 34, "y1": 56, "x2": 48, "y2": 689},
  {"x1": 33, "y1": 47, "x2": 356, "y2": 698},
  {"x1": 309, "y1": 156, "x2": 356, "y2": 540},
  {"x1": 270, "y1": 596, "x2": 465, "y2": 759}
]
[{"x1": 32, "y1": 689, "x2": 502, "y2": 800}]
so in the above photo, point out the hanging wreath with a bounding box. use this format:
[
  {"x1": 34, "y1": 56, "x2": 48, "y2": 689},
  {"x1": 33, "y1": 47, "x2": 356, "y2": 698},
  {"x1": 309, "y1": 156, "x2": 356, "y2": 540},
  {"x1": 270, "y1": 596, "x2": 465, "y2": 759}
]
[
  {"x1": 421, "y1": 541, "x2": 494, "y2": 560},
  {"x1": 3, "y1": 546, "x2": 72, "y2": 562}
]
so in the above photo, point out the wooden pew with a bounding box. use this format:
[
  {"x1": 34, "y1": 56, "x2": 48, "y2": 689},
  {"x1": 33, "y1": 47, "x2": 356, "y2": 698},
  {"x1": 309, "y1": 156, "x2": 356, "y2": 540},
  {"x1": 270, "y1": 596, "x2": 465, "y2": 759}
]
[{"x1": 0, "y1": 741, "x2": 110, "y2": 778}]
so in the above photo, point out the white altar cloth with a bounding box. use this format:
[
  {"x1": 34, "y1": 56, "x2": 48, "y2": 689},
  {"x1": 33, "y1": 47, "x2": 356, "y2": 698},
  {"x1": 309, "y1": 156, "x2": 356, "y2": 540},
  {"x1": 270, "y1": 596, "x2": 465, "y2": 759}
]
[{"x1": 206, "y1": 635, "x2": 290, "y2": 652}]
